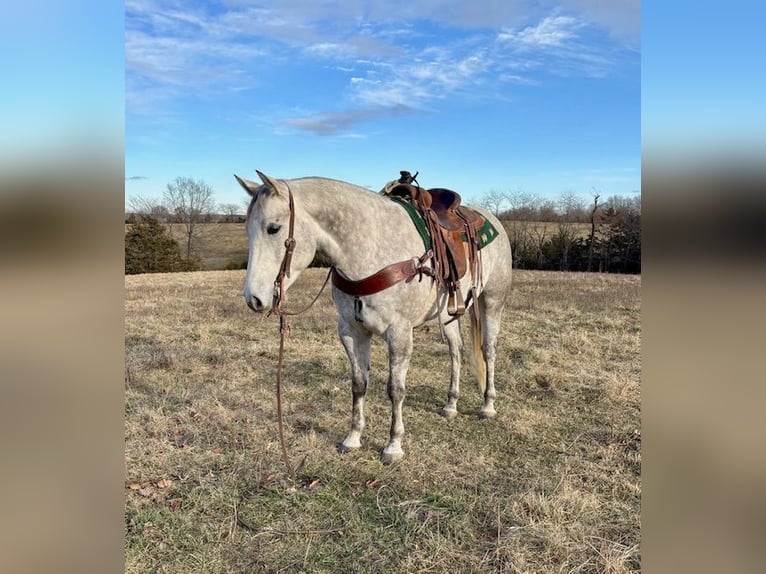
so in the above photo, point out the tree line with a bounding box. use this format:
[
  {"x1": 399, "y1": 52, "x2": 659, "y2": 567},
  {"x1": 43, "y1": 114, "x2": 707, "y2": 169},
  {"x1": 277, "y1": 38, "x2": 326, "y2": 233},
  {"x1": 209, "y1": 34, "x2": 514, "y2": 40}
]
[
  {"x1": 126, "y1": 177, "x2": 640, "y2": 275},
  {"x1": 126, "y1": 177, "x2": 248, "y2": 274},
  {"x1": 479, "y1": 189, "x2": 641, "y2": 274}
]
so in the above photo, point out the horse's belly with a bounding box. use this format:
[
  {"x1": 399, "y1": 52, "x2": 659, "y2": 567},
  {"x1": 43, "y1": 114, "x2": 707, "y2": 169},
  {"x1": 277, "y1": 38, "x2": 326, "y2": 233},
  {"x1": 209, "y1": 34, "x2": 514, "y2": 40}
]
[{"x1": 333, "y1": 281, "x2": 437, "y2": 335}]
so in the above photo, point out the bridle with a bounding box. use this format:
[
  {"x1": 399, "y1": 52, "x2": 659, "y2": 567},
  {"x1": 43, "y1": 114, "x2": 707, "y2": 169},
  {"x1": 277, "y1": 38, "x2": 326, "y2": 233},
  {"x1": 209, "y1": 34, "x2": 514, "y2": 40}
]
[
  {"x1": 269, "y1": 183, "x2": 296, "y2": 316},
  {"x1": 268, "y1": 182, "x2": 333, "y2": 319}
]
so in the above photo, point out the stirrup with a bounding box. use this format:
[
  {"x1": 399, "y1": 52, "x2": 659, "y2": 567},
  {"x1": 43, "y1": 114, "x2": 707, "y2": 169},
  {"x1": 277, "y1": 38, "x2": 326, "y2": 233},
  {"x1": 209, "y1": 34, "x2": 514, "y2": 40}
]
[{"x1": 447, "y1": 286, "x2": 466, "y2": 317}]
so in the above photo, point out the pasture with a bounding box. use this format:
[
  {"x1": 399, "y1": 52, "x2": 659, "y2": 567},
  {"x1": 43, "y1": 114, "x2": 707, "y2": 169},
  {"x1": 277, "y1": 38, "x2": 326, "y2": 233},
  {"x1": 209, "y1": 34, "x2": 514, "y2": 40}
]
[
  {"x1": 125, "y1": 268, "x2": 640, "y2": 573},
  {"x1": 167, "y1": 223, "x2": 249, "y2": 271}
]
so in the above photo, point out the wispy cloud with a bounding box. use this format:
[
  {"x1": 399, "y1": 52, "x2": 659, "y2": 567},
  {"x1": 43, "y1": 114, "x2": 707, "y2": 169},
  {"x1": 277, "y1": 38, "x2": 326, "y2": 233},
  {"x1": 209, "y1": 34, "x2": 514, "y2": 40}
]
[
  {"x1": 279, "y1": 43, "x2": 496, "y2": 132},
  {"x1": 304, "y1": 35, "x2": 403, "y2": 59},
  {"x1": 126, "y1": 175, "x2": 149, "y2": 181},
  {"x1": 281, "y1": 105, "x2": 413, "y2": 135},
  {"x1": 127, "y1": 1, "x2": 638, "y2": 132},
  {"x1": 126, "y1": 0, "x2": 268, "y2": 115},
  {"x1": 496, "y1": 14, "x2": 614, "y2": 77},
  {"x1": 342, "y1": 45, "x2": 492, "y2": 110},
  {"x1": 498, "y1": 15, "x2": 583, "y2": 47}
]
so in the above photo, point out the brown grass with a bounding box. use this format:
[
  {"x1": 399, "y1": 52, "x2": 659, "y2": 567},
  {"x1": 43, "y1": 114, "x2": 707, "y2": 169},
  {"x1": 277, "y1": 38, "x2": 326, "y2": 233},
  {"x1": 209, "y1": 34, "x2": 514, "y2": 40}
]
[
  {"x1": 167, "y1": 223, "x2": 249, "y2": 270},
  {"x1": 125, "y1": 268, "x2": 640, "y2": 573}
]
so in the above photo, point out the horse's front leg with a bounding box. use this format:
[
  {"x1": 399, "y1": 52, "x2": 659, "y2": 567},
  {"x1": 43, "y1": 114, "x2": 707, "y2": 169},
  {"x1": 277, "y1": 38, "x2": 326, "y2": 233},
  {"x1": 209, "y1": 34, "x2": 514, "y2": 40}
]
[
  {"x1": 440, "y1": 319, "x2": 463, "y2": 420},
  {"x1": 382, "y1": 323, "x2": 413, "y2": 465},
  {"x1": 339, "y1": 320, "x2": 372, "y2": 452}
]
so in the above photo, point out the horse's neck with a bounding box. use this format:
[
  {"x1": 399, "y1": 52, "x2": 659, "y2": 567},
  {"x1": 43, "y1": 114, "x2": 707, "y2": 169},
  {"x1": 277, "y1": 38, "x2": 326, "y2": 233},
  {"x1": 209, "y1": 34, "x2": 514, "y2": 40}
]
[{"x1": 294, "y1": 178, "x2": 418, "y2": 275}]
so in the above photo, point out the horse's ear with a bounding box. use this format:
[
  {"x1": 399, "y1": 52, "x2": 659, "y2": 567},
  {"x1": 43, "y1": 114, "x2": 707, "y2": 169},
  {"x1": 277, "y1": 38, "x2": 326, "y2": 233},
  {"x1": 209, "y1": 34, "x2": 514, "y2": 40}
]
[
  {"x1": 234, "y1": 174, "x2": 260, "y2": 197},
  {"x1": 255, "y1": 170, "x2": 286, "y2": 198}
]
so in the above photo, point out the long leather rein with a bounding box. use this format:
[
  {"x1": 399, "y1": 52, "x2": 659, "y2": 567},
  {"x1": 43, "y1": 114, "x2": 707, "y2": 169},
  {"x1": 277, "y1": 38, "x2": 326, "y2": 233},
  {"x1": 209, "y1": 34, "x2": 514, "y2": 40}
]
[{"x1": 268, "y1": 182, "x2": 332, "y2": 479}]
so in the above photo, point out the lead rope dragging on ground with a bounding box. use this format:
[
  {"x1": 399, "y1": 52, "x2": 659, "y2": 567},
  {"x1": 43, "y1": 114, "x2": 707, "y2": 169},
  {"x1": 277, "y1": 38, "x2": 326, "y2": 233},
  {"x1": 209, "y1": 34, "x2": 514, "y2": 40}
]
[
  {"x1": 272, "y1": 268, "x2": 332, "y2": 481},
  {"x1": 275, "y1": 314, "x2": 295, "y2": 481}
]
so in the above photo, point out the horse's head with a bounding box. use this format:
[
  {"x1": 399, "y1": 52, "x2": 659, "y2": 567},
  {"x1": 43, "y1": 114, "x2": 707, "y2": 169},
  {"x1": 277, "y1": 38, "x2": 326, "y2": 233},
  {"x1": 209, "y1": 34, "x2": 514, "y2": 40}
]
[{"x1": 235, "y1": 171, "x2": 316, "y2": 313}]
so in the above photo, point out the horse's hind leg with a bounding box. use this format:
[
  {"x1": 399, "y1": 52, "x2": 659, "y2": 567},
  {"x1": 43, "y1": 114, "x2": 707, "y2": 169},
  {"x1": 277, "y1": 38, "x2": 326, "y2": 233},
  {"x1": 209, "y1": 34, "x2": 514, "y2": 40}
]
[
  {"x1": 382, "y1": 323, "x2": 413, "y2": 465},
  {"x1": 339, "y1": 321, "x2": 372, "y2": 452},
  {"x1": 440, "y1": 319, "x2": 463, "y2": 420}
]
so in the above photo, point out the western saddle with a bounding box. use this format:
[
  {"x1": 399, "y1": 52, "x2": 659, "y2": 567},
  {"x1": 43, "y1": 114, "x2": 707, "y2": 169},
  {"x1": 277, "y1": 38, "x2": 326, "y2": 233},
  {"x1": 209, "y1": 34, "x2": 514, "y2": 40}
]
[{"x1": 384, "y1": 171, "x2": 485, "y2": 316}]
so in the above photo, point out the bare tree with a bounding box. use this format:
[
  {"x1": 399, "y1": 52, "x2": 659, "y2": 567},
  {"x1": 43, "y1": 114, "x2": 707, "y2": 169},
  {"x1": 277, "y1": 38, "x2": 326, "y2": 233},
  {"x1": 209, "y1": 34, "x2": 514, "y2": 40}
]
[
  {"x1": 478, "y1": 189, "x2": 508, "y2": 216},
  {"x1": 555, "y1": 191, "x2": 585, "y2": 270},
  {"x1": 163, "y1": 177, "x2": 216, "y2": 260},
  {"x1": 219, "y1": 202, "x2": 243, "y2": 223},
  {"x1": 127, "y1": 195, "x2": 170, "y2": 221},
  {"x1": 506, "y1": 189, "x2": 540, "y2": 221},
  {"x1": 586, "y1": 190, "x2": 606, "y2": 272},
  {"x1": 506, "y1": 219, "x2": 532, "y2": 268},
  {"x1": 529, "y1": 223, "x2": 549, "y2": 269},
  {"x1": 558, "y1": 191, "x2": 587, "y2": 222},
  {"x1": 502, "y1": 189, "x2": 538, "y2": 267},
  {"x1": 538, "y1": 198, "x2": 558, "y2": 222}
]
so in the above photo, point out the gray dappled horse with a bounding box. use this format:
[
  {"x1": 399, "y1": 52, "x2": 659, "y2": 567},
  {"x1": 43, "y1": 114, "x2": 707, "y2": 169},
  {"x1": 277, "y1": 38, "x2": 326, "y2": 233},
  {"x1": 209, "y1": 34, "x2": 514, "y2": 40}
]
[{"x1": 236, "y1": 171, "x2": 513, "y2": 464}]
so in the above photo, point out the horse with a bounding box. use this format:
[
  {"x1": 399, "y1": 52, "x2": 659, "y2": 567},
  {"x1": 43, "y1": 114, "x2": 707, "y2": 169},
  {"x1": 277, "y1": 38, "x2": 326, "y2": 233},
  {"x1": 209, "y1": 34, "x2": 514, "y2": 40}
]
[{"x1": 235, "y1": 170, "x2": 513, "y2": 464}]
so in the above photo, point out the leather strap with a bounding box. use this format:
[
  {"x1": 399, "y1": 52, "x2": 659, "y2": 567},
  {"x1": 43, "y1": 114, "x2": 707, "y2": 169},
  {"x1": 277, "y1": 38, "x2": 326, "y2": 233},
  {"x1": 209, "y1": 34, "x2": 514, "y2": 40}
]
[
  {"x1": 331, "y1": 252, "x2": 433, "y2": 297},
  {"x1": 270, "y1": 182, "x2": 297, "y2": 315}
]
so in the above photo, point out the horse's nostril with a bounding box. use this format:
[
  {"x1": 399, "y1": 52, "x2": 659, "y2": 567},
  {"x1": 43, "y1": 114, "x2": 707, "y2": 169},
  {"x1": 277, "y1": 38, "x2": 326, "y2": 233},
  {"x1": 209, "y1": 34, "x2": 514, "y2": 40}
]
[{"x1": 247, "y1": 295, "x2": 263, "y2": 312}]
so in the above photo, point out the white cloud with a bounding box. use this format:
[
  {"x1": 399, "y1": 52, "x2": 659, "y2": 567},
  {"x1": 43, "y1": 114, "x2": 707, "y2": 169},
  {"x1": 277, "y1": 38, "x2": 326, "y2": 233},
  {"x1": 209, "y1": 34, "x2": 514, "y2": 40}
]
[
  {"x1": 495, "y1": 13, "x2": 620, "y2": 78},
  {"x1": 348, "y1": 48, "x2": 492, "y2": 109},
  {"x1": 305, "y1": 43, "x2": 344, "y2": 57},
  {"x1": 126, "y1": 2, "x2": 269, "y2": 115},
  {"x1": 498, "y1": 15, "x2": 583, "y2": 48},
  {"x1": 127, "y1": 1, "x2": 637, "y2": 129}
]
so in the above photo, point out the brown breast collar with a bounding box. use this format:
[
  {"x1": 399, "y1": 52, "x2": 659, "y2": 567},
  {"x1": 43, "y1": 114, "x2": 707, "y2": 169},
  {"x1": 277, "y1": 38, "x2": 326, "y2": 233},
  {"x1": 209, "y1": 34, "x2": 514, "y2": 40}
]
[{"x1": 330, "y1": 250, "x2": 435, "y2": 297}]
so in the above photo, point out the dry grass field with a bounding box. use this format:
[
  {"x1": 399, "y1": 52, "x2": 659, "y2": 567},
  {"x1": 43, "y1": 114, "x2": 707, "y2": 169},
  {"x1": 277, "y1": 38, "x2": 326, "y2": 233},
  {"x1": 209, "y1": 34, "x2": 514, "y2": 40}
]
[
  {"x1": 167, "y1": 223, "x2": 249, "y2": 270},
  {"x1": 125, "y1": 268, "x2": 640, "y2": 573}
]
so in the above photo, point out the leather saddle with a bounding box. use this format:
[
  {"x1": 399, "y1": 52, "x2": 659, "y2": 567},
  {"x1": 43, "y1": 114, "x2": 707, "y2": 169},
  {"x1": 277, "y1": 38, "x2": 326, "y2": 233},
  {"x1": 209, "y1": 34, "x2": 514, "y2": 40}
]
[{"x1": 387, "y1": 171, "x2": 485, "y2": 316}]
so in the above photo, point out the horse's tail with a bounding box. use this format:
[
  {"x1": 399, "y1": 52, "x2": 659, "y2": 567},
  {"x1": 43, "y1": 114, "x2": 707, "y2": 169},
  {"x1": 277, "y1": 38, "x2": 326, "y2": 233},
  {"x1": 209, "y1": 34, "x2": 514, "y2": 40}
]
[{"x1": 469, "y1": 302, "x2": 487, "y2": 395}]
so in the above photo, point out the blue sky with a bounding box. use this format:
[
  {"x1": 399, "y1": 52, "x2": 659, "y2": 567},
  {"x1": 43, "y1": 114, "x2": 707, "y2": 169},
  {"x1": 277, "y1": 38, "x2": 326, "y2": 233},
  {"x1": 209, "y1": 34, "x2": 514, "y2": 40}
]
[
  {"x1": 125, "y1": 0, "x2": 640, "y2": 208},
  {"x1": 642, "y1": 3, "x2": 766, "y2": 163}
]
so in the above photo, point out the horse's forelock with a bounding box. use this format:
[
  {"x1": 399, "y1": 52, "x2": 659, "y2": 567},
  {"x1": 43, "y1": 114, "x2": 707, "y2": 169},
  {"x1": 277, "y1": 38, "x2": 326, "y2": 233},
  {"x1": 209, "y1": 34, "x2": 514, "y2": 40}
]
[{"x1": 245, "y1": 183, "x2": 287, "y2": 224}]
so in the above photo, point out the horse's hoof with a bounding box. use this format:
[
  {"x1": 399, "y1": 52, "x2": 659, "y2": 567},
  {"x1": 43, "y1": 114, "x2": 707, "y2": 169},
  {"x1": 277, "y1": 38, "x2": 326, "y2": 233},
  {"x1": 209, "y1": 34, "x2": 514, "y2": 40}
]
[
  {"x1": 381, "y1": 448, "x2": 404, "y2": 465},
  {"x1": 478, "y1": 408, "x2": 497, "y2": 419},
  {"x1": 340, "y1": 438, "x2": 361, "y2": 453},
  {"x1": 441, "y1": 407, "x2": 458, "y2": 421}
]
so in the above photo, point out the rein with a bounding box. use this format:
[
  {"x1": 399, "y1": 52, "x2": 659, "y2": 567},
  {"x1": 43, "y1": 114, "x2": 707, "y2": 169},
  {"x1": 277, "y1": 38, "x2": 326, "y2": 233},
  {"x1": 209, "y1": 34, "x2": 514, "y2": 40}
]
[{"x1": 267, "y1": 182, "x2": 332, "y2": 480}]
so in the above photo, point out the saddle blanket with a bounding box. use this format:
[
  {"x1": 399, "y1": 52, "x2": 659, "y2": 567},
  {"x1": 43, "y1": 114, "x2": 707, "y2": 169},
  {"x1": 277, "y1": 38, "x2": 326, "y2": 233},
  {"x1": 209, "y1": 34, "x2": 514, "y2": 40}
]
[{"x1": 389, "y1": 196, "x2": 500, "y2": 251}]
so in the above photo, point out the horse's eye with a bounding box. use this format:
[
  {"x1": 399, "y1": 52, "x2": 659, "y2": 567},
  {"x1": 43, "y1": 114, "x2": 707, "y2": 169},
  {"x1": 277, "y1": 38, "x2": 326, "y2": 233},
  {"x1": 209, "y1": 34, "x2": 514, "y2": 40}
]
[{"x1": 266, "y1": 223, "x2": 282, "y2": 235}]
